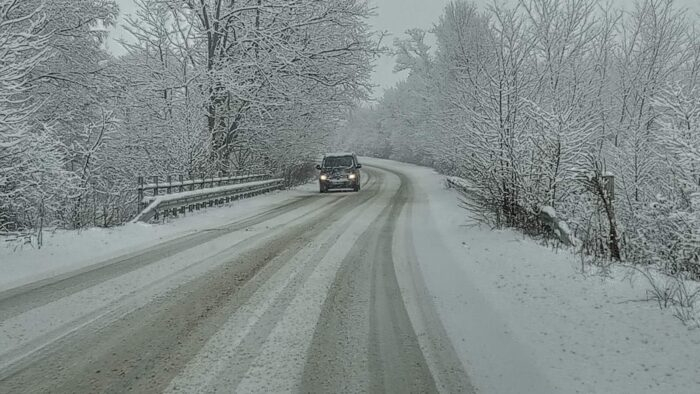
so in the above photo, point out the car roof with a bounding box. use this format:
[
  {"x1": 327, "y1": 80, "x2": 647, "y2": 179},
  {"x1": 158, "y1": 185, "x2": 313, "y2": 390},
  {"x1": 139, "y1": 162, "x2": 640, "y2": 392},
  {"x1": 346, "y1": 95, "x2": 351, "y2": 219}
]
[{"x1": 323, "y1": 152, "x2": 356, "y2": 158}]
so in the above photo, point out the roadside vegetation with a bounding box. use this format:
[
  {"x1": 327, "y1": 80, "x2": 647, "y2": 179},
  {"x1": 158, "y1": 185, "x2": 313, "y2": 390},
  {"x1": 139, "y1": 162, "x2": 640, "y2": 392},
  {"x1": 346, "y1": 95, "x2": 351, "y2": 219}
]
[
  {"x1": 0, "y1": 0, "x2": 380, "y2": 240},
  {"x1": 336, "y1": 0, "x2": 700, "y2": 322}
]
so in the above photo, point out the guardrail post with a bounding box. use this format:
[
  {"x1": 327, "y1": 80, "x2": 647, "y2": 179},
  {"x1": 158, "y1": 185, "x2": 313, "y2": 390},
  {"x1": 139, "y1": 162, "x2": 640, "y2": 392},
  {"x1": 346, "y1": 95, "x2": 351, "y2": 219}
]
[
  {"x1": 137, "y1": 176, "x2": 144, "y2": 212},
  {"x1": 152, "y1": 176, "x2": 159, "y2": 197},
  {"x1": 167, "y1": 175, "x2": 172, "y2": 194},
  {"x1": 179, "y1": 175, "x2": 184, "y2": 193}
]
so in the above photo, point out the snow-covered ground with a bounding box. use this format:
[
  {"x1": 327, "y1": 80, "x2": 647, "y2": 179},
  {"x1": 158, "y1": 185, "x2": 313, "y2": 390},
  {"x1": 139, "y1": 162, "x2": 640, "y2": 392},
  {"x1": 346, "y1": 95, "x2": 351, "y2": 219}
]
[
  {"x1": 2, "y1": 158, "x2": 699, "y2": 393},
  {"x1": 377, "y1": 158, "x2": 700, "y2": 394},
  {"x1": 0, "y1": 183, "x2": 317, "y2": 293}
]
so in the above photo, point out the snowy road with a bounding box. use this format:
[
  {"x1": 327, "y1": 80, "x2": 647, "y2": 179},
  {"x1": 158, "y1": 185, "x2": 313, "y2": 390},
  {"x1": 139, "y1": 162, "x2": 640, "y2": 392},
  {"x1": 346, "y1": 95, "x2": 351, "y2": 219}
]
[{"x1": 0, "y1": 162, "x2": 474, "y2": 393}]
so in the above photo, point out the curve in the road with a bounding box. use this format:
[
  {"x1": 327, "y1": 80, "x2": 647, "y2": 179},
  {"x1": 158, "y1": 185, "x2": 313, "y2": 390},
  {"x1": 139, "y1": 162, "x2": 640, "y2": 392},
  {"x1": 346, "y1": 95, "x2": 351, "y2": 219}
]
[{"x1": 0, "y1": 165, "x2": 475, "y2": 394}]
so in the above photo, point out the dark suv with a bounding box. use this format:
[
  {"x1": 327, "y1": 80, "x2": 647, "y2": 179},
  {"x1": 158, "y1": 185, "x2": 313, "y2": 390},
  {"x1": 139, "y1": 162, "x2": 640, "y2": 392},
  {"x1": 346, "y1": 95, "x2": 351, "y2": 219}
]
[{"x1": 316, "y1": 153, "x2": 362, "y2": 193}]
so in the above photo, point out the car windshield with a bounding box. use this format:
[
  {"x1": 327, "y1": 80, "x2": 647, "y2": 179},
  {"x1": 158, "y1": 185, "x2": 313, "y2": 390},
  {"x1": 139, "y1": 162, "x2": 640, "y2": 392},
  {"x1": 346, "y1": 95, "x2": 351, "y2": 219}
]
[{"x1": 323, "y1": 156, "x2": 354, "y2": 168}]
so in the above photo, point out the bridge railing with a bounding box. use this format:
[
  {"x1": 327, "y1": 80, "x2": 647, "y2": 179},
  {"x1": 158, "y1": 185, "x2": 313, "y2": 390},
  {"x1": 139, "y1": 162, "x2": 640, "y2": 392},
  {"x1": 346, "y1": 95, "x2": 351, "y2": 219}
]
[{"x1": 133, "y1": 174, "x2": 283, "y2": 223}]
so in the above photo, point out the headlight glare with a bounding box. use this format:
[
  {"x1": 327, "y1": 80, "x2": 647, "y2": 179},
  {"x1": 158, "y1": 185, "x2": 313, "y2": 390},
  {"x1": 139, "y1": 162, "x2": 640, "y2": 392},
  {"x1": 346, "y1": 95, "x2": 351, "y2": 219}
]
[
  {"x1": 320, "y1": 174, "x2": 328, "y2": 181},
  {"x1": 348, "y1": 173, "x2": 357, "y2": 180}
]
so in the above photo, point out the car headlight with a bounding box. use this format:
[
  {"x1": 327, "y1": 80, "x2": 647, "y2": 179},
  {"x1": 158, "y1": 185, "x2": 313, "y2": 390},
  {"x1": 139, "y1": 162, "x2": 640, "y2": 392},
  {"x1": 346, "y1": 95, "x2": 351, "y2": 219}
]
[
  {"x1": 348, "y1": 173, "x2": 357, "y2": 180},
  {"x1": 320, "y1": 174, "x2": 328, "y2": 181}
]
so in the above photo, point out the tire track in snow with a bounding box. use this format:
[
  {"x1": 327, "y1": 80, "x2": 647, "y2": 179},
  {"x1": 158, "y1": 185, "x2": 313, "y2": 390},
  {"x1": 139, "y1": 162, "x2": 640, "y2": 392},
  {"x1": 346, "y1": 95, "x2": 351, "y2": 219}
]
[
  {"x1": 301, "y1": 165, "x2": 444, "y2": 394},
  {"x1": 165, "y1": 169, "x2": 389, "y2": 393},
  {"x1": 0, "y1": 195, "x2": 322, "y2": 320},
  {"x1": 0, "y1": 170, "x2": 375, "y2": 321},
  {"x1": 389, "y1": 168, "x2": 476, "y2": 394},
  {"x1": 0, "y1": 191, "x2": 349, "y2": 383},
  {"x1": 231, "y1": 168, "x2": 400, "y2": 393}
]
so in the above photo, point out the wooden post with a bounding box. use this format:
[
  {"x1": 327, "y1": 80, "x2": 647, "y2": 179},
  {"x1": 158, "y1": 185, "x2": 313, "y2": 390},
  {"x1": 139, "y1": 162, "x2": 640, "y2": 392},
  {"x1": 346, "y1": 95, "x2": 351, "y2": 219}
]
[
  {"x1": 167, "y1": 175, "x2": 172, "y2": 194},
  {"x1": 179, "y1": 175, "x2": 184, "y2": 193}
]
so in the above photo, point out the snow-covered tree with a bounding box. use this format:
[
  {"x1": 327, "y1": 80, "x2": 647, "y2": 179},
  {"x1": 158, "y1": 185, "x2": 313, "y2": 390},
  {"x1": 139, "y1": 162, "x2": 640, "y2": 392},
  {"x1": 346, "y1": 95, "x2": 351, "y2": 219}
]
[
  {"x1": 353, "y1": 0, "x2": 699, "y2": 273},
  {"x1": 155, "y1": 0, "x2": 380, "y2": 175}
]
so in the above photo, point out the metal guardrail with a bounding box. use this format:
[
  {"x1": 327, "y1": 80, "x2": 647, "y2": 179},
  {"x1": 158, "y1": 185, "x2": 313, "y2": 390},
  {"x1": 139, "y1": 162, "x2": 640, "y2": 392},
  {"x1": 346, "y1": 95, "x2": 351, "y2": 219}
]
[
  {"x1": 137, "y1": 173, "x2": 270, "y2": 211},
  {"x1": 133, "y1": 177, "x2": 285, "y2": 223}
]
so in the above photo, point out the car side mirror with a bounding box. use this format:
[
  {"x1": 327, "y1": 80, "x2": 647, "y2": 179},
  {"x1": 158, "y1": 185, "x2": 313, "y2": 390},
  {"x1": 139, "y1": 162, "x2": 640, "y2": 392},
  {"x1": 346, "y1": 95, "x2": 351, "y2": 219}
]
[
  {"x1": 356, "y1": 164, "x2": 362, "y2": 169},
  {"x1": 315, "y1": 164, "x2": 321, "y2": 170}
]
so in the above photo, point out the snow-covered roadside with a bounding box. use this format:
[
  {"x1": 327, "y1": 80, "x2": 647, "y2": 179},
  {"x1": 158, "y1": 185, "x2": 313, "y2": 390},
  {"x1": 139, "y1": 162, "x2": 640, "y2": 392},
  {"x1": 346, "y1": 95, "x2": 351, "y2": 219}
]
[
  {"x1": 369, "y1": 158, "x2": 700, "y2": 394},
  {"x1": 0, "y1": 185, "x2": 332, "y2": 372},
  {"x1": 0, "y1": 183, "x2": 317, "y2": 293}
]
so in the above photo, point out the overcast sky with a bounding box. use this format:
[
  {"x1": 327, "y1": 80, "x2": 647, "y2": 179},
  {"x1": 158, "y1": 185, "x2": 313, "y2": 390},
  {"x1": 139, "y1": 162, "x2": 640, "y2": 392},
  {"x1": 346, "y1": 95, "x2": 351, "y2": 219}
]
[
  {"x1": 368, "y1": 0, "x2": 453, "y2": 97},
  {"x1": 108, "y1": 0, "x2": 700, "y2": 98}
]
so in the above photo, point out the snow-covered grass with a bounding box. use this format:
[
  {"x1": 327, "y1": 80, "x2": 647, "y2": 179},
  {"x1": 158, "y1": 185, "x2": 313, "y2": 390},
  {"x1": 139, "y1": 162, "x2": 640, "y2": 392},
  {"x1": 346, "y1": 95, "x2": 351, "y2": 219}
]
[
  {"x1": 0, "y1": 183, "x2": 318, "y2": 293},
  {"x1": 370, "y1": 157, "x2": 700, "y2": 394}
]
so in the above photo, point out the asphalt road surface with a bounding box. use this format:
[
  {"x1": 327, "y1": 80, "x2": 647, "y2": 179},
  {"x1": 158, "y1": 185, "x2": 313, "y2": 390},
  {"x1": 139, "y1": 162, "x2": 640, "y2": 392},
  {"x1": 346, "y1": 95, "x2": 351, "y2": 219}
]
[{"x1": 0, "y1": 165, "x2": 475, "y2": 393}]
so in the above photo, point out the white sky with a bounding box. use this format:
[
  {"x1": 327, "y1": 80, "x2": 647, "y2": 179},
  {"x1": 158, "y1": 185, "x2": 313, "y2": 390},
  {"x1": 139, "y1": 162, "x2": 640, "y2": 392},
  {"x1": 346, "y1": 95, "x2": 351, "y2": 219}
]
[{"x1": 108, "y1": 0, "x2": 700, "y2": 98}]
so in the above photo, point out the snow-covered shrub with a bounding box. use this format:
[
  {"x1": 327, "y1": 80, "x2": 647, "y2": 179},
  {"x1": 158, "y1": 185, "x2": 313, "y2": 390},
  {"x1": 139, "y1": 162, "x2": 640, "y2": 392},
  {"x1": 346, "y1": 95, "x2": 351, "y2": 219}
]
[
  {"x1": 624, "y1": 195, "x2": 700, "y2": 277},
  {"x1": 637, "y1": 266, "x2": 700, "y2": 326}
]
